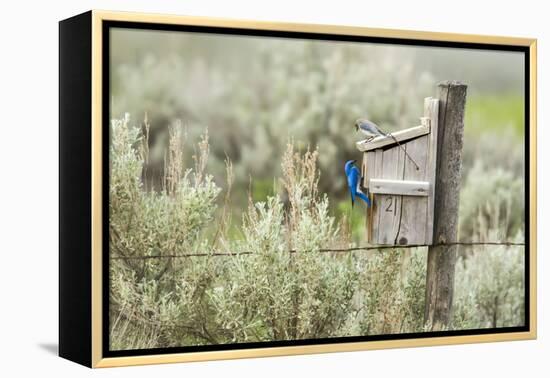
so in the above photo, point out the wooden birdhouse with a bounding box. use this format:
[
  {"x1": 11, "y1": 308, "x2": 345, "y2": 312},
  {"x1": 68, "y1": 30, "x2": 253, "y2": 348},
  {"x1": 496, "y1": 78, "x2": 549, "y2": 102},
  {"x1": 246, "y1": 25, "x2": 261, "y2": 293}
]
[{"x1": 357, "y1": 97, "x2": 439, "y2": 246}]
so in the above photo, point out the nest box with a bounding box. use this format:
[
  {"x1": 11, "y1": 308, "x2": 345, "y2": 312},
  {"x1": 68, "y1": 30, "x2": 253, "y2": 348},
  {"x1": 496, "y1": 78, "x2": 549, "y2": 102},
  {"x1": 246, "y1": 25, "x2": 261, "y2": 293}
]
[{"x1": 356, "y1": 97, "x2": 440, "y2": 246}]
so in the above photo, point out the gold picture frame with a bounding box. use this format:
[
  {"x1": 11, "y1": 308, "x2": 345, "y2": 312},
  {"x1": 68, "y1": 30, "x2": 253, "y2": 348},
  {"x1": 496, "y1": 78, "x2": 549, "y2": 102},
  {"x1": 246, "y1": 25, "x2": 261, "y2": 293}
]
[{"x1": 59, "y1": 9, "x2": 537, "y2": 368}]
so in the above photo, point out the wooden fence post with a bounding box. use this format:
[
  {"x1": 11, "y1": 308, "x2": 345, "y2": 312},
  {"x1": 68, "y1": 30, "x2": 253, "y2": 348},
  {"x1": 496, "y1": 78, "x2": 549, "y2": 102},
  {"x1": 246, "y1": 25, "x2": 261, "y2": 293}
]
[{"x1": 424, "y1": 81, "x2": 467, "y2": 331}]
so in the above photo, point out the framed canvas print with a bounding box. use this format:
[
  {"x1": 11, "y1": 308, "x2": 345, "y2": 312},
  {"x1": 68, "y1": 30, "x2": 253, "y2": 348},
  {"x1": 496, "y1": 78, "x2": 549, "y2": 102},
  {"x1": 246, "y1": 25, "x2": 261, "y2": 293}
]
[{"x1": 59, "y1": 10, "x2": 537, "y2": 368}]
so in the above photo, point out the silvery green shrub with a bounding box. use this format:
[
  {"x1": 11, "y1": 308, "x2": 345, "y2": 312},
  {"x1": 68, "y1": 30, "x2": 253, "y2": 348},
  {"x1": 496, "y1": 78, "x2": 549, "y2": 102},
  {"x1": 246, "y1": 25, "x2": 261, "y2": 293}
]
[
  {"x1": 452, "y1": 242, "x2": 525, "y2": 329},
  {"x1": 453, "y1": 161, "x2": 525, "y2": 330},
  {"x1": 109, "y1": 114, "x2": 525, "y2": 350},
  {"x1": 209, "y1": 144, "x2": 358, "y2": 342}
]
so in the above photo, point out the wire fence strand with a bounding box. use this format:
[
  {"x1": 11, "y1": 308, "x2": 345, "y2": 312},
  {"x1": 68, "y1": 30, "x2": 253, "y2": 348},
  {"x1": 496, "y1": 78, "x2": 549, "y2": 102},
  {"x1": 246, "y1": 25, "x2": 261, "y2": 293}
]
[{"x1": 110, "y1": 241, "x2": 525, "y2": 260}]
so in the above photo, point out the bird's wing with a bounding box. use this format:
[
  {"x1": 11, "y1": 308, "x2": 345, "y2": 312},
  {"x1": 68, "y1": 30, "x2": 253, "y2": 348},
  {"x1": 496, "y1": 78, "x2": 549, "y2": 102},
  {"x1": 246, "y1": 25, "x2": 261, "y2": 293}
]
[
  {"x1": 359, "y1": 119, "x2": 384, "y2": 135},
  {"x1": 348, "y1": 167, "x2": 359, "y2": 190},
  {"x1": 347, "y1": 167, "x2": 359, "y2": 204}
]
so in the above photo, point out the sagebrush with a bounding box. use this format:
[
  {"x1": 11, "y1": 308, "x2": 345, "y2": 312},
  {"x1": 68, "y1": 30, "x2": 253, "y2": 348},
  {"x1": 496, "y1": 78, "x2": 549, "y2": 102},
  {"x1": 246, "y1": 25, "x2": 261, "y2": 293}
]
[{"x1": 109, "y1": 116, "x2": 525, "y2": 350}]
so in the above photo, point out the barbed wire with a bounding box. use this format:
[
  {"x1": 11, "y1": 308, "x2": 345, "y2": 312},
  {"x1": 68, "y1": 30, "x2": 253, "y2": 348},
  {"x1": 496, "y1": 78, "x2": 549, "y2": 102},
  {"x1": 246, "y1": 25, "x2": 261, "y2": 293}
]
[{"x1": 110, "y1": 241, "x2": 525, "y2": 260}]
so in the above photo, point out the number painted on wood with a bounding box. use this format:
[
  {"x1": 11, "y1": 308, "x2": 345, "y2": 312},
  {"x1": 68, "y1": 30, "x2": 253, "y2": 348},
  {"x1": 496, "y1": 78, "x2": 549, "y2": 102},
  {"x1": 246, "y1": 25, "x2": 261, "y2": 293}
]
[
  {"x1": 385, "y1": 197, "x2": 393, "y2": 212},
  {"x1": 385, "y1": 196, "x2": 397, "y2": 214}
]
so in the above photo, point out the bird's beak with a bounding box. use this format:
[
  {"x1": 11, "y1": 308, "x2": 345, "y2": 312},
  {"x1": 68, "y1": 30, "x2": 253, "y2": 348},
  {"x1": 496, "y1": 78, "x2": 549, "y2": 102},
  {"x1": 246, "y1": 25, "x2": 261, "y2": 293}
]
[
  {"x1": 352, "y1": 160, "x2": 357, "y2": 163},
  {"x1": 354, "y1": 124, "x2": 358, "y2": 131}
]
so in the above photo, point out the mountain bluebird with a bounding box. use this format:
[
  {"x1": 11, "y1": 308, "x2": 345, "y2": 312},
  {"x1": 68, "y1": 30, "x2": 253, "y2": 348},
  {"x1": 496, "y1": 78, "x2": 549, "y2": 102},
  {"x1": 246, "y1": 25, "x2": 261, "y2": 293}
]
[
  {"x1": 355, "y1": 118, "x2": 385, "y2": 139},
  {"x1": 345, "y1": 160, "x2": 370, "y2": 208}
]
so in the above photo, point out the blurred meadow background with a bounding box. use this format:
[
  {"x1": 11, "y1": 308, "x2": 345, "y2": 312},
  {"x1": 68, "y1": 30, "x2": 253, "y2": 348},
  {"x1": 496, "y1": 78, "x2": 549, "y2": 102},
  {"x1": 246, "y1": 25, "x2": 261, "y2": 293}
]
[{"x1": 108, "y1": 27, "x2": 525, "y2": 350}]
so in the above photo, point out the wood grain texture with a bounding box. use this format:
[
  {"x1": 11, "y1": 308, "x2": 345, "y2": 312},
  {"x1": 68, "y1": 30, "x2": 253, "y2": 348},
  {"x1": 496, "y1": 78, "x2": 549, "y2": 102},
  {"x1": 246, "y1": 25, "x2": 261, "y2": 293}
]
[
  {"x1": 361, "y1": 154, "x2": 372, "y2": 240},
  {"x1": 376, "y1": 146, "x2": 404, "y2": 244},
  {"x1": 395, "y1": 135, "x2": 429, "y2": 245},
  {"x1": 362, "y1": 153, "x2": 368, "y2": 188},
  {"x1": 365, "y1": 151, "x2": 377, "y2": 241},
  {"x1": 366, "y1": 136, "x2": 432, "y2": 244},
  {"x1": 370, "y1": 148, "x2": 384, "y2": 242},
  {"x1": 369, "y1": 178, "x2": 429, "y2": 196},
  {"x1": 424, "y1": 81, "x2": 467, "y2": 331},
  {"x1": 424, "y1": 98, "x2": 439, "y2": 243},
  {"x1": 361, "y1": 98, "x2": 441, "y2": 246}
]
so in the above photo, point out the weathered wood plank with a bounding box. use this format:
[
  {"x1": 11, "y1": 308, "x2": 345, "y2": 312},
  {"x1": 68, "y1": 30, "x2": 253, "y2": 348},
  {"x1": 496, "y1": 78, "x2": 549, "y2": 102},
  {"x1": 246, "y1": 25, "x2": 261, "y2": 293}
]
[
  {"x1": 370, "y1": 149, "x2": 384, "y2": 243},
  {"x1": 425, "y1": 81, "x2": 467, "y2": 331},
  {"x1": 365, "y1": 151, "x2": 377, "y2": 242},
  {"x1": 376, "y1": 146, "x2": 404, "y2": 244},
  {"x1": 424, "y1": 98, "x2": 439, "y2": 244},
  {"x1": 362, "y1": 153, "x2": 368, "y2": 188},
  {"x1": 369, "y1": 178, "x2": 429, "y2": 196},
  {"x1": 395, "y1": 134, "x2": 429, "y2": 245},
  {"x1": 392, "y1": 146, "x2": 406, "y2": 244},
  {"x1": 356, "y1": 124, "x2": 430, "y2": 152},
  {"x1": 361, "y1": 153, "x2": 368, "y2": 240}
]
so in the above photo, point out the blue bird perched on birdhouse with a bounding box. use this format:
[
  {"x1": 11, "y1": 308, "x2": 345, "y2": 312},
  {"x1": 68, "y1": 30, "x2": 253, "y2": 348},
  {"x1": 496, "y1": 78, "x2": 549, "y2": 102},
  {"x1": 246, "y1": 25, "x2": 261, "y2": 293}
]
[{"x1": 345, "y1": 160, "x2": 370, "y2": 208}]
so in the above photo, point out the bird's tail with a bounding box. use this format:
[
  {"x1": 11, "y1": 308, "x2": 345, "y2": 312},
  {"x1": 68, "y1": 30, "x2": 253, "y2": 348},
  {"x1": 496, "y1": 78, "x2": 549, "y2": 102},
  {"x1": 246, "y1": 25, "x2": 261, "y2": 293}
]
[{"x1": 356, "y1": 191, "x2": 371, "y2": 207}]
